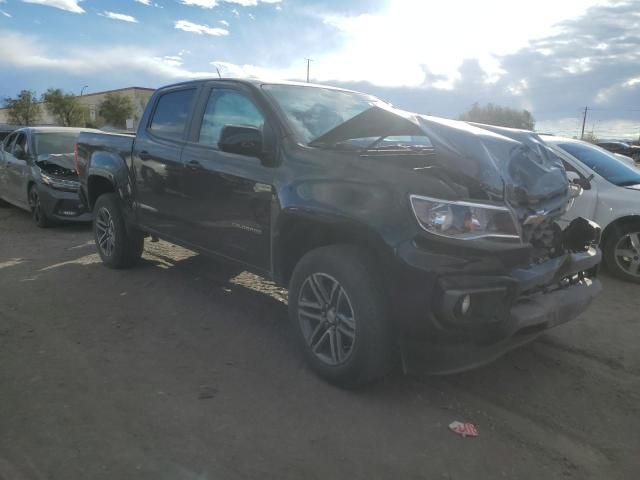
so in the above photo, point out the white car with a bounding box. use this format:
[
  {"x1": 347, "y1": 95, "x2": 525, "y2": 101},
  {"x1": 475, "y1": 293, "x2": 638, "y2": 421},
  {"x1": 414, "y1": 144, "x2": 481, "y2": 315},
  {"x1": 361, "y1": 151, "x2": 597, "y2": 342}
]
[{"x1": 541, "y1": 135, "x2": 640, "y2": 283}]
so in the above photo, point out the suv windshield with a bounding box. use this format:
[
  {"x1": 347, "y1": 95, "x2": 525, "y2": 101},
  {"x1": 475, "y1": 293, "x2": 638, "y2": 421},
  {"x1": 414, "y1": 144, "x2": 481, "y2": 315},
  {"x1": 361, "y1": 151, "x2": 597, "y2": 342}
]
[
  {"x1": 34, "y1": 132, "x2": 79, "y2": 156},
  {"x1": 557, "y1": 142, "x2": 640, "y2": 187},
  {"x1": 262, "y1": 84, "x2": 384, "y2": 144}
]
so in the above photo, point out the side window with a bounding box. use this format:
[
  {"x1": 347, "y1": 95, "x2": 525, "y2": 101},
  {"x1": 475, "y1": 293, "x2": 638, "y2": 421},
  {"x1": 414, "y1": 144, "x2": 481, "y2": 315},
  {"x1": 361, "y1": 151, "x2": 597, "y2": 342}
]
[
  {"x1": 198, "y1": 90, "x2": 264, "y2": 147},
  {"x1": 562, "y1": 160, "x2": 579, "y2": 174},
  {"x1": 2, "y1": 133, "x2": 16, "y2": 152},
  {"x1": 148, "y1": 89, "x2": 196, "y2": 141},
  {"x1": 14, "y1": 133, "x2": 27, "y2": 154}
]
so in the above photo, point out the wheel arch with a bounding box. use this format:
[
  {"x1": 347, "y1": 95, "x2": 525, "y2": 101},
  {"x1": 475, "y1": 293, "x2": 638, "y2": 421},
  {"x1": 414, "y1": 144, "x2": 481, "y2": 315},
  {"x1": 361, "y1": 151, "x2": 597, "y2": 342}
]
[
  {"x1": 601, "y1": 215, "x2": 640, "y2": 248},
  {"x1": 272, "y1": 209, "x2": 396, "y2": 287}
]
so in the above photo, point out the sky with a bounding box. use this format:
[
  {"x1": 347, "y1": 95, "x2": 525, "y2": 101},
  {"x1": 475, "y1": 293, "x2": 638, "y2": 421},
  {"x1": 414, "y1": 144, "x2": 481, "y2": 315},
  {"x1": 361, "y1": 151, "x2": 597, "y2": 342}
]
[{"x1": 0, "y1": 0, "x2": 639, "y2": 139}]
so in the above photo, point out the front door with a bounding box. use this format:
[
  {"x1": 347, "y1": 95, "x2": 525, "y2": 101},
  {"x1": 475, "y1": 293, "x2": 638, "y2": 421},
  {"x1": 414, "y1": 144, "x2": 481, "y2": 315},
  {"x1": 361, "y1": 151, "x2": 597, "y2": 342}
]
[
  {"x1": 0, "y1": 132, "x2": 17, "y2": 202},
  {"x1": 132, "y1": 87, "x2": 198, "y2": 238},
  {"x1": 180, "y1": 87, "x2": 274, "y2": 272},
  {"x1": 4, "y1": 132, "x2": 30, "y2": 209},
  {"x1": 560, "y1": 157, "x2": 598, "y2": 227}
]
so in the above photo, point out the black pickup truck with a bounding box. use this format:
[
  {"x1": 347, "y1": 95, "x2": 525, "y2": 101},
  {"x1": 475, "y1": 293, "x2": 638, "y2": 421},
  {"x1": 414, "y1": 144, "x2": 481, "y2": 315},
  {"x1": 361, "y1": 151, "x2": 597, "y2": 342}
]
[{"x1": 76, "y1": 79, "x2": 602, "y2": 386}]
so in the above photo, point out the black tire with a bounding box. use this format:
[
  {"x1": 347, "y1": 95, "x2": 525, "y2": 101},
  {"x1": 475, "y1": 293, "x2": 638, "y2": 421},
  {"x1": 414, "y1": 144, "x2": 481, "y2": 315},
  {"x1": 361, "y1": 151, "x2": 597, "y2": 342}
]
[
  {"x1": 93, "y1": 193, "x2": 144, "y2": 269},
  {"x1": 288, "y1": 244, "x2": 394, "y2": 387},
  {"x1": 28, "y1": 185, "x2": 51, "y2": 228},
  {"x1": 604, "y1": 223, "x2": 640, "y2": 283}
]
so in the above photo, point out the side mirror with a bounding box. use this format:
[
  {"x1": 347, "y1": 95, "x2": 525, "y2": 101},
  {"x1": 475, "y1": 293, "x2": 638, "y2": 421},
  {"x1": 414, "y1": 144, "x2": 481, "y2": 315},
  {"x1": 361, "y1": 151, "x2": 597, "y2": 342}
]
[
  {"x1": 566, "y1": 170, "x2": 591, "y2": 190},
  {"x1": 13, "y1": 145, "x2": 26, "y2": 161},
  {"x1": 219, "y1": 125, "x2": 263, "y2": 159}
]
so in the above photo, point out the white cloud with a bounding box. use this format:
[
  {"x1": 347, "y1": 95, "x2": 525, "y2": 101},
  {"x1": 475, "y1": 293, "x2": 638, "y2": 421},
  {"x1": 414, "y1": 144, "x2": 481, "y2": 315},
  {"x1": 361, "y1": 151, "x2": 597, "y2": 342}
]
[
  {"x1": 224, "y1": 0, "x2": 281, "y2": 5},
  {"x1": 1, "y1": 9, "x2": 11, "y2": 17},
  {"x1": 312, "y1": 0, "x2": 609, "y2": 87},
  {"x1": 135, "y1": 0, "x2": 151, "y2": 4},
  {"x1": 100, "y1": 11, "x2": 138, "y2": 23},
  {"x1": 180, "y1": 0, "x2": 218, "y2": 8},
  {"x1": 219, "y1": 19, "x2": 229, "y2": 26},
  {"x1": 0, "y1": 30, "x2": 219, "y2": 81},
  {"x1": 231, "y1": 8, "x2": 239, "y2": 16},
  {"x1": 21, "y1": 0, "x2": 84, "y2": 14},
  {"x1": 174, "y1": 19, "x2": 229, "y2": 36},
  {"x1": 179, "y1": 0, "x2": 281, "y2": 7}
]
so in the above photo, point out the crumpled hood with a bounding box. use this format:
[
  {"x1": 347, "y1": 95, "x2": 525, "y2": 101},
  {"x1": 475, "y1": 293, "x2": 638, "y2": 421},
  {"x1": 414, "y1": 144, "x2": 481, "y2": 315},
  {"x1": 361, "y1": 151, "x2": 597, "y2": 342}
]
[
  {"x1": 36, "y1": 153, "x2": 75, "y2": 173},
  {"x1": 312, "y1": 105, "x2": 570, "y2": 219}
]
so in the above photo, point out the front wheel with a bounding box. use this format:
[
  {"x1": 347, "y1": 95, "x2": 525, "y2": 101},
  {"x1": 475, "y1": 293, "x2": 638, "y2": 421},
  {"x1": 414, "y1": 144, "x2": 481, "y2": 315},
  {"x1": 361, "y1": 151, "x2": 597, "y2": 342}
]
[
  {"x1": 604, "y1": 224, "x2": 640, "y2": 283},
  {"x1": 93, "y1": 193, "x2": 144, "y2": 269},
  {"x1": 29, "y1": 185, "x2": 51, "y2": 228},
  {"x1": 288, "y1": 245, "x2": 394, "y2": 387}
]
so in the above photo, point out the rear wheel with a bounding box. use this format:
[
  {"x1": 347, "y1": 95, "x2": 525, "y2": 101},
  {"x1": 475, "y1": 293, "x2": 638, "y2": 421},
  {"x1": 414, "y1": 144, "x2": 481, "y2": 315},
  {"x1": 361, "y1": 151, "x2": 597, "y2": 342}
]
[
  {"x1": 288, "y1": 245, "x2": 394, "y2": 387},
  {"x1": 93, "y1": 193, "x2": 144, "y2": 269},
  {"x1": 28, "y1": 185, "x2": 51, "y2": 228},
  {"x1": 604, "y1": 223, "x2": 640, "y2": 283}
]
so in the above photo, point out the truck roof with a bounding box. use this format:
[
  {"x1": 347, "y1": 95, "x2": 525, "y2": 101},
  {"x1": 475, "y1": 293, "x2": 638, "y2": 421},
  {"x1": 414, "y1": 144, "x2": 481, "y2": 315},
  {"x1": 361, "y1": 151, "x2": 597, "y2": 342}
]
[{"x1": 157, "y1": 77, "x2": 367, "y2": 95}]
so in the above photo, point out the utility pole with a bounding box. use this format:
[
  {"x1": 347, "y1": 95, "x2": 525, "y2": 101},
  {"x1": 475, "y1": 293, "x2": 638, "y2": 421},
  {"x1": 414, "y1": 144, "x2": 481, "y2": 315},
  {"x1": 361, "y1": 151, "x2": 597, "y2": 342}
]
[
  {"x1": 580, "y1": 106, "x2": 589, "y2": 140},
  {"x1": 80, "y1": 85, "x2": 88, "y2": 96},
  {"x1": 305, "y1": 58, "x2": 313, "y2": 83}
]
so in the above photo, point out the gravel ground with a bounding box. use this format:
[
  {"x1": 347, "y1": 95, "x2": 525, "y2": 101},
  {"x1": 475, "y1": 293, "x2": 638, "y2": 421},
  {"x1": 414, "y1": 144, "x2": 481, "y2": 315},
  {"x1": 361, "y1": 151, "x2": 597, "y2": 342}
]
[{"x1": 1, "y1": 204, "x2": 639, "y2": 480}]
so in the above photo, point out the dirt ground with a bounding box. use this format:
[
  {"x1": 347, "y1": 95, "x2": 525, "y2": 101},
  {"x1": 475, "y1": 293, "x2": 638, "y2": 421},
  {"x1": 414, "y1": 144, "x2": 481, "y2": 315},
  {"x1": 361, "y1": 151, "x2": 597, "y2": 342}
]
[{"x1": 1, "y1": 204, "x2": 639, "y2": 480}]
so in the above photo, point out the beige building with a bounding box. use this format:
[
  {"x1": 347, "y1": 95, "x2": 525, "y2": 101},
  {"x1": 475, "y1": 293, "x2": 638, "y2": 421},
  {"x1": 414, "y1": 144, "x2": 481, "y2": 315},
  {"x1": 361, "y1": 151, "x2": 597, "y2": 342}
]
[{"x1": 0, "y1": 86, "x2": 155, "y2": 131}]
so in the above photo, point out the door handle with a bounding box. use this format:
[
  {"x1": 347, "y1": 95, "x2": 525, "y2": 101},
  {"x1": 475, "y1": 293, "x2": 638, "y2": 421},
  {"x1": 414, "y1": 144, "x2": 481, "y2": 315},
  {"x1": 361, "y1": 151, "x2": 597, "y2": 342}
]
[
  {"x1": 139, "y1": 151, "x2": 152, "y2": 161},
  {"x1": 186, "y1": 160, "x2": 203, "y2": 171}
]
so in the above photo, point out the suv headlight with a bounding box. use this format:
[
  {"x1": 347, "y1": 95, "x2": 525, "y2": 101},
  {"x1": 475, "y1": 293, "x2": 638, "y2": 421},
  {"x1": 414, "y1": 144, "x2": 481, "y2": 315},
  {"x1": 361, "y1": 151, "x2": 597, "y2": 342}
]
[{"x1": 410, "y1": 194, "x2": 521, "y2": 241}]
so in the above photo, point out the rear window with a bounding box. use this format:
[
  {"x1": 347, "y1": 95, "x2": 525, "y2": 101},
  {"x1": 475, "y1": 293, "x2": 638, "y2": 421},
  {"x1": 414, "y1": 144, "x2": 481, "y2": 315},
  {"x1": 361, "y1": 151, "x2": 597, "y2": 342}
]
[
  {"x1": 149, "y1": 89, "x2": 196, "y2": 140},
  {"x1": 34, "y1": 132, "x2": 79, "y2": 155}
]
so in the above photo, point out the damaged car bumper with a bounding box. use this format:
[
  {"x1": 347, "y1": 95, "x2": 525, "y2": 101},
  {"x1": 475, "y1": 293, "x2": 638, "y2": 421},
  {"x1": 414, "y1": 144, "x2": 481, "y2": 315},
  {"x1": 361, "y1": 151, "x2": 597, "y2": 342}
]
[
  {"x1": 395, "y1": 220, "x2": 602, "y2": 374},
  {"x1": 38, "y1": 182, "x2": 91, "y2": 222}
]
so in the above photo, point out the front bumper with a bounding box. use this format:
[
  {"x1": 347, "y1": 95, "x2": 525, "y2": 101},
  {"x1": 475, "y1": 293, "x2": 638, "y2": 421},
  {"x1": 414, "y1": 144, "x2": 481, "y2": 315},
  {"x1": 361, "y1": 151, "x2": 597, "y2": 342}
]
[
  {"x1": 398, "y1": 246, "x2": 602, "y2": 374},
  {"x1": 38, "y1": 184, "x2": 92, "y2": 223}
]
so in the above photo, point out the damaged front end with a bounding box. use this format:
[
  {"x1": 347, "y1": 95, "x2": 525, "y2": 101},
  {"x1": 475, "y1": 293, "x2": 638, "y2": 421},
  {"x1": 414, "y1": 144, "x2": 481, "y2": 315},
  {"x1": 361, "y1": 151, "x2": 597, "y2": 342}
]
[
  {"x1": 313, "y1": 105, "x2": 604, "y2": 372},
  {"x1": 36, "y1": 154, "x2": 80, "y2": 192}
]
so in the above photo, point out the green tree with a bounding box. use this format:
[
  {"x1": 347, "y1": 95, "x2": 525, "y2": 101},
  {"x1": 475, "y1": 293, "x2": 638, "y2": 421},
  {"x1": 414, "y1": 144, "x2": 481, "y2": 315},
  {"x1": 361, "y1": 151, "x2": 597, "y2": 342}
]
[
  {"x1": 99, "y1": 93, "x2": 134, "y2": 129},
  {"x1": 459, "y1": 102, "x2": 535, "y2": 130},
  {"x1": 3, "y1": 90, "x2": 41, "y2": 126},
  {"x1": 42, "y1": 88, "x2": 84, "y2": 126}
]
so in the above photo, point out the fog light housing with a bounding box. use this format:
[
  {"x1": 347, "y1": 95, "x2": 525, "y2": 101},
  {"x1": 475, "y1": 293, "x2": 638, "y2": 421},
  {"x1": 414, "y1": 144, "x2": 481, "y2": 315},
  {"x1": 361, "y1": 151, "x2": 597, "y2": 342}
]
[{"x1": 458, "y1": 295, "x2": 471, "y2": 316}]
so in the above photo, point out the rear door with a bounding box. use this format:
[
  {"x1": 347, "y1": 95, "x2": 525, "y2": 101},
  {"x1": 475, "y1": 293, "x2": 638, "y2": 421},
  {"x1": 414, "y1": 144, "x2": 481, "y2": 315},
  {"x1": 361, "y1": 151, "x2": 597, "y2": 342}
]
[
  {"x1": 132, "y1": 86, "x2": 198, "y2": 238},
  {"x1": 179, "y1": 85, "x2": 275, "y2": 272}
]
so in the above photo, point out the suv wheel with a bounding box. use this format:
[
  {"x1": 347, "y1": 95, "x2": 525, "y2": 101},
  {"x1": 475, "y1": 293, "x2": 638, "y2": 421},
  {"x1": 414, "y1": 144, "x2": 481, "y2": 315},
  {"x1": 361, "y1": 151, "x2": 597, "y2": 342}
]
[
  {"x1": 288, "y1": 245, "x2": 394, "y2": 386},
  {"x1": 604, "y1": 223, "x2": 640, "y2": 283},
  {"x1": 29, "y1": 185, "x2": 51, "y2": 228},
  {"x1": 94, "y1": 193, "x2": 144, "y2": 269}
]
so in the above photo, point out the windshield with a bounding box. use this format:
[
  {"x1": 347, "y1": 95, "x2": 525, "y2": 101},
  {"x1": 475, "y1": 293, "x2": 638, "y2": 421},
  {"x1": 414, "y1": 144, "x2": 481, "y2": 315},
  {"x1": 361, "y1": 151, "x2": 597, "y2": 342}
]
[
  {"x1": 34, "y1": 132, "x2": 79, "y2": 156},
  {"x1": 262, "y1": 84, "x2": 384, "y2": 144},
  {"x1": 557, "y1": 142, "x2": 640, "y2": 187}
]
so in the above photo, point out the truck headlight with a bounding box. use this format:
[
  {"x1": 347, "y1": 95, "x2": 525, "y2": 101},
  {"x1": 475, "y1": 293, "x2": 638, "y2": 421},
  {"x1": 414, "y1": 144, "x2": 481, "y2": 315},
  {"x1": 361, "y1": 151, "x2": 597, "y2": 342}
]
[
  {"x1": 410, "y1": 194, "x2": 521, "y2": 241},
  {"x1": 40, "y1": 172, "x2": 79, "y2": 192}
]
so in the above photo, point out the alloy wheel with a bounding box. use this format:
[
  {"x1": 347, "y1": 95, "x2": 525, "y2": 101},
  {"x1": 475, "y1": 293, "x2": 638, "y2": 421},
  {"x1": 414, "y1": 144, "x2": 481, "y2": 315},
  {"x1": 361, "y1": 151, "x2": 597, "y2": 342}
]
[
  {"x1": 29, "y1": 188, "x2": 42, "y2": 224},
  {"x1": 614, "y1": 232, "x2": 640, "y2": 278},
  {"x1": 297, "y1": 273, "x2": 356, "y2": 366},
  {"x1": 95, "y1": 207, "x2": 116, "y2": 257}
]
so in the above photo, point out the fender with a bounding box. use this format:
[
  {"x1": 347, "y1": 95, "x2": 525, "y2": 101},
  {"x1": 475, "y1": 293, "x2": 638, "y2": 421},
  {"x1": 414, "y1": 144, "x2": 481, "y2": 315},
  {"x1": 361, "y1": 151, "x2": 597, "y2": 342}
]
[
  {"x1": 271, "y1": 206, "x2": 397, "y2": 286},
  {"x1": 86, "y1": 150, "x2": 137, "y2": 223}
]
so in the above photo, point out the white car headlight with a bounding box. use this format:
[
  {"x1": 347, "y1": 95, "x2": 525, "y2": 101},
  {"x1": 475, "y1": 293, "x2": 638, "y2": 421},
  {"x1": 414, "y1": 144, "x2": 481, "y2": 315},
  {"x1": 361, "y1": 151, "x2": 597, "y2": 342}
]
[{"x1": 410, "y1": 195, "x2": 521, "y2": 241}]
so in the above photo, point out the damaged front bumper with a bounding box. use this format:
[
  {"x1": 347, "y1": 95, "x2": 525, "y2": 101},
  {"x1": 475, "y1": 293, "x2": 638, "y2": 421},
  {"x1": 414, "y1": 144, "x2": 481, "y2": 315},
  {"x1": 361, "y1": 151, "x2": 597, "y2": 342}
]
[
  {"x1": 38, "y1": 183, "x2": 91, "y2": 223},
  {"x1": 396, "y1": 222, "x2": 602, "y2": 374}
]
